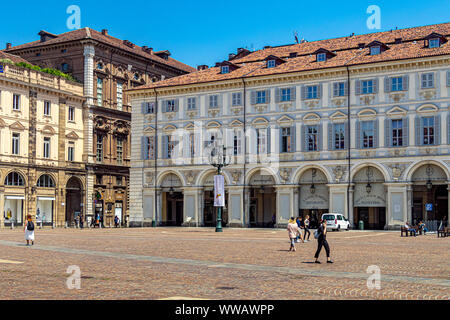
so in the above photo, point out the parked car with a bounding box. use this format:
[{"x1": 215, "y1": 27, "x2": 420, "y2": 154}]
[{"x1": 321, "y1": 213, "x2": 350, "y2": 231}]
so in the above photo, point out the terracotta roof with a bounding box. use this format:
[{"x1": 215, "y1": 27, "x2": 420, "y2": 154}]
[
  {"x1": 129, "y1": 22, "x2": 450, "y2": 91},
  {"x1": 0, "y1": 51, "x2": 31, "y2": 64},
  {"x1": 5, "y1": 28, "x2": 196, "y2": 73}
]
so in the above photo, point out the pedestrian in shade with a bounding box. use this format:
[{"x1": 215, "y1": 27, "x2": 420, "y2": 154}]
[
  {"x1": 24, "y1": 214, "x2": 35, "y2": 246},
  {"x1": 287, "y1": 217, "x2": 301, "y2": 252},
  {"x1": 314, "y1": 219, "x2": 333, "y2": 264},
  {"x1": 303, "y1": 215, "x2": 311, "y2": 242}
]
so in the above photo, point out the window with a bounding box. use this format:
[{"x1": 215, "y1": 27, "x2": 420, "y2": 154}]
[
  {"x1": 267, "y1": 60, "x2": 276, "y2": 68},
  {"x1": 370, "y1": 46, "x2": 381, "y2": 55},
  {"x1": 189, "y1": 133, "x2": 195, "y2": 158},
  {"x1": 68, "y1": 106, "x2": 75, "y2": 122},
  {"x1": 44, "y1": 101, "x2": 51, "y2": 116},
  {"x1": 144, "y1": 136, "x2": 155, "y2": 160},
  {"x1": 117, "y1": 82, "x2": 123, "y2": 111},
  {"x1": 423, "y1": 117, "x2": 434, "y2": 145},
  {"x1": 281, "y1": 88, "x2": 291, "y2": 102},
  {"x1": 96, "y1": 135, "x2": 103, "y2": 162},
  {"x1": 306, "y1": 85, "x2": 318, "y2": 99},
  {"x1": 96, "y1": 175, "x2": 103, "y2": 185},
  {"x1": 281, "y1": 127, "x2": 291, "y2": 153},
  {"x1": 209, "y1": 95, "x2": 218, "y2": 108},
  {"x1": 167, "y1": 135, "x2": 175, "y2": 159},
  {"x1": 421, "y1": 73, "x2": 434, "y2": 89},
  {"x1": 187, "y1": 97, "x2": 196, "y2": 110},
  {"x1": 37, "y1": 175, "x2": 55, "y2": 188},
  {"x1": 429, "y1": 38, "x2": 440, "y2": 48},
  {"x1": 13, "y1": 94, "x2": 20, "y2": 110},
  {"x1": 232, "y1": 92, "x2": 242, "y2": 106},
  {"x1": 116, "y1": 176, "x2": 122, "y2": 186},
  {"x1": 317, "y1": 53, "x2": 326, "y2": 62},
  {"x1": 97, "y1": 78, "x2": 103, "y2": 107},
  {"x1": 5, "y1": 172, "x2": 24, "y2": 186},
  {"x1": 117, "y1": 137, "x2": 123, "y2": 165},
  {"x1": 361, "y1": 80, "x2": 375, "y2": 94},
  {"x1": 334, "y1": 123, "x2": 345, "y2": 150},
  {"x1": 221, "y1": 66, "x2": 229, "y2": 74},
  {"x1": 333, "y1": 82, "x2": 346, "y2": 97},
  {"x1": 166, "y1": 99, "x2": 176, "y2": 112},
  {"x1": 447, "y1": 70, "x2": 450, "y2": 87},
  {"x1": 306, "y1": 126, "x2": 318, "y2": 151},
  {"x1": 392, "y1": 119, "x2": 403, "y2": 147},
  {"x1": 12, "y1": 133, "x2": 20, "y2": 155},
  {"x1": 391, "y1": 77, "x2": 403, "y2": 92},
  {"x1": 362, "y1": 121, "x2": 375, "y2": 149},
  {"x1": 145, "y1": 102, "x2": 155, "y2": 114},
  {"x1": 256, "y1": 129, "x2": 267, "y2": 154},
  {"x1": 43, "y1": 137, "x2": 51, "y2": 158},
  {"x1": 68, "y1": 143, "x2": 75, "y2": 162},
  {"x1": 61, "y1": 63, "x2": 69, "y2": 72},
  {"x1": 233, "y1": 131, "x2": 242, "y2": 156},
  {"x1": 256, "y1": 91, "x2": 266, "y2": 104}
]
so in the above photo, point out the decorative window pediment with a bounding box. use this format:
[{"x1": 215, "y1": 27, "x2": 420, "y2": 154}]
[
  {"x1": 41, "y1": 125, "x2": 56, "y2": 135},
  {"x1": 386, "y1": 106, "x2": 408, "y2": 117},
  {"x1": 184, "y1": 122, "x2": 196, "y2": 131},
  {"x1": 276, "y1": 115, "x2": 294, "y2": 127},
  {"x1": 357, "y1": 108, "x2": 377, "y2": 118},
  {"x1": 251, "y1": 117, "x2": 269, "y2": 128},
  {"x1": 9, "y1": 121, "x2": 26, "y2": 131},
  {"x1": 417, "y1": 103, "x2": 438, "y2": 114},
  {"x1": 163, "y1": 125, "x2": 177, "y2": 133},
  {"x1": 329, "y1": 111, "x2": 348, "y2": 122},
  {"x1": 143, "y1": 126, "x2": 156, "y2": 134},
  {"x1": 229, "y1": 119, "x2": 244, "y2": 128},
  {"x1": 206, "y1": 121, "x2": 222, "y2": 129},
  {"x1": 66, "y1": 131, "x2": 79, "y2": 140},
  {"x1": 0, "y1": 118, "x2": 6, "y2": 128},
  {"x1": 303, "y1": 113, "x2": 321, "y2": 123}
]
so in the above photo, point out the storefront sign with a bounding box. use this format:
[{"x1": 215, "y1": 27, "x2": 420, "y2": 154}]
[
  {"x1": 214, "y1": 175, "x2": 225, "y2": 207},
  {"x1": 425, "y1": 203, "x2": 433, "y2": 211}
]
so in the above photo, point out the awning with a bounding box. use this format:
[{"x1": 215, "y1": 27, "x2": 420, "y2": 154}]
[
  {"x1": 37, "y1": 197, "x2": 56, "y2": 201},
  {"x1": 5, "y1": 196, "x2": 25, "y2": 200}
]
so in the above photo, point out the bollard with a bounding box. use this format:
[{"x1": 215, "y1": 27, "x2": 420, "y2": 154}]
[
  {"x1": 11, "y1": 221, "x2": 14, "y2": 229},
  {"x1": 65, "y1": 221, "x2": 68, "y2": 229},
  {"x1": 52, "y1": 222, "x2": 55, "y2": 229},
  {"x1": 40, "y1": 221, "x2": 43, "y2": 229}
]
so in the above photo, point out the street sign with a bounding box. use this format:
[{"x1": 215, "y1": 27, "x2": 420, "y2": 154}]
[
  {"x1": 425, "y1": 203, "x2": 433, "y2": 211},
  {"x1": 214, "y1": 175, "x2": 225, "y2": 207}
]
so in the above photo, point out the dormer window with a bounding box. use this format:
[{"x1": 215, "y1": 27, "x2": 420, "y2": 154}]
[
  {"x1": 221, "y1": 65, "x2": 229, "y2": 74},
  {"x1": 370, "y1": 46, "x2": 381, "y2": 55},
  {"x1": 429, "y1": 38, "x2": 440, "y2": 48},
  {"x1": 267, "y1": 59, "x2": 276, "y2": 68},
  {"x1": 317, "y1": 53, "x2": 326, "y2": 62}
]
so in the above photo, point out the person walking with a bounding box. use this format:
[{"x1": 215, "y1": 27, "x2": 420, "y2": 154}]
[
  {"x1": 287, "y1": 217, "x2": 301, "y2": 252},
  {"x1": 295, "y1": 217, "x2": 304, "y2": 243},
  {"x1": 24, "y1": 214, "x2": 35, "y2": 246},
  {"x1": 314, "y1": 219, "x2": 333, "y2": 264},
  {"x1": 304, "y1": 215, "x2": 311, "y2": 242}
]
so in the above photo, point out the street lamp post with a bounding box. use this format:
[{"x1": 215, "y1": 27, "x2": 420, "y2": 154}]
[{"x1": 209, "y1": 145, "x2": 230, "y2": 232}]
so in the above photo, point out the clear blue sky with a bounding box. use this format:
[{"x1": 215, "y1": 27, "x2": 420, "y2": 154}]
[{"x1": 2, "y1": 0, "x2": 449, "y2": 68}]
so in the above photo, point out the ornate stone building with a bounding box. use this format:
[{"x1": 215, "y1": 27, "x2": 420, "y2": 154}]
[
  {"x1": 6, "y1": 28, "x2": 195, "y2": 226},
  {"x1": 0, "y1": 52, "x2": 84, "y2": 227},
  {"x1": 129, "y1": 23, "x2": 450, "y2": 230}
]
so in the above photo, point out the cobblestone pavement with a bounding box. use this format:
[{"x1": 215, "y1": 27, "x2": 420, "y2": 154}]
[{"x1": 0, "y1": 227, "x2": 448, "y2": 300}]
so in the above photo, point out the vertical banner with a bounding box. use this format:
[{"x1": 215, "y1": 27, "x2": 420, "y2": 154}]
[{"x1": 214, "y1": 175, "x2": 225, "y2": 207}]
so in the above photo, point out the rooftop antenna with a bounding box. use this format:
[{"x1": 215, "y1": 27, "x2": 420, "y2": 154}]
[{"x1": 294, "y1": 31, "x2": 299, "y2": 44}]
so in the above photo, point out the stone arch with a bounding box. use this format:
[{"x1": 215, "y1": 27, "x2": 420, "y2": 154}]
[
  {"x1": 157, "y1": 170, "x2": 185, "y2": 187},
  {"x1": 245, "y1": 167, "x2": 279, "y2": 185},
  {"x1": 36, "y1": 173, "x2": 57, "y2": 188},
  {"x1": 405, "y1": 160, "x2": 450, "y2": 181},
  {"x1": 350, "y1": 162, "x2": 390, "y2": 182},
  {"x1": 196, "y1": 168, "x2": 231, "y2": 186},
  {"x1": 64, "y1": 175, "x2": 85, "y2": 190},
  {"x1": 292, "y1": 165, "x2": 332, "y2": 184},
  {"x1": 3, "y1": 170, "x2": 27, "y2": 186}
]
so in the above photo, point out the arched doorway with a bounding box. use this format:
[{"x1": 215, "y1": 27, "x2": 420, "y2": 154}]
[
  {"x1": 353, "y1": 166, "x2": 386, "y2": 230},
  {"x1": 66, "y1": 177, "x2": 82, "y2": 227},
  {"x1": 248, "y1": 170, "x2": 276, "y2": 228},
  {"x1": 202, "y1": 172, "x2": 229, "y2": 227},
  {"x1": 160, "y1": 173, "x2": 184, "y2": 226},
  {"x1": 411, "y1": 164, "x2": 448, "y2": 225},
  {"x1": 298, "y1": 168, "x2": 329, "y2": 229},
  {"x1": 4, "y1": 171, "x2": 26, "y2": 226}
]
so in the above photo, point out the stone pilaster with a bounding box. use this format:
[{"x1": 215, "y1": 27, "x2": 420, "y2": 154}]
[
  {"x1": 27, "y1": 90, "x2": 38, "y2": 221},
  {"x1": 0, "y1": 188, "x2": 4, "y2": 229}
]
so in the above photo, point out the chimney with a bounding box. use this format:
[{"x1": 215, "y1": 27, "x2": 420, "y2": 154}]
[
  {"x1": 102, "y1": 29, "x2": 108, "y2": 35},
  {"x1": 394, "y1": 38, "x2": 402, "y2": 44},
  {"x1": 6, "y1": 43, "x2": 11, "y2": 50},
  {"x1": 228, "y1": 53, "x2": 236, "y2": 60},
  {"x1": 237, "y1": 48, "x2": 244, "y2": 54},
  {"x1": 197, "y1": 65, "x2": 209, "y2": 71},
  {"x1": 263, "y1": 45, "x2": 271, "y2": 49}
]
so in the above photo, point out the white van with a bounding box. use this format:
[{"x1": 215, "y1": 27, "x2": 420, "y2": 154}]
[{"x1": 321, "y1": 213, "x2": 350, "y2": 231}]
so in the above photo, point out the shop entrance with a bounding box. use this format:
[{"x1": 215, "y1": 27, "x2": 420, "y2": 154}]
[
  {"x1": 66, "y1": 177, "x2": 82, "y2": 227},
  {"x1": 164, "y1": 192, "x2": 184, "y2": 226},
  {"x1": 354, "y1": 207, "x2": 386, "y2": 230}
]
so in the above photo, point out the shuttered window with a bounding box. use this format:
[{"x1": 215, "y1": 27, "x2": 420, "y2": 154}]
[
  {"x1": 361, "y1": 121, "x2": 375, "y2": 149},
  {"x1": 421, "y1": 73, "x2": 434, "y2": 89},
  {"x1": 334, "y1": 123, "x2": 345, "y2": 150},
  {"x1": 423, "y1": 117, "x2": 435, "y2": 145},
  {"x1": 333, "y1": 82, "x2": 347, "y2": 97}
]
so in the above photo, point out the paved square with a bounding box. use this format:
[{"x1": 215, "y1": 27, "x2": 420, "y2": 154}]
[{"x1": 0, "y1": 227, "x2": 448, "y2": 300}]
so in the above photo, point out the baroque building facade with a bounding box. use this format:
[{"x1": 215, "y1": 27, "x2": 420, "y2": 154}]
[
  {"x1": 6, "y1": 28, "x2": 195, "y2": 226},
  {"x1": 0, "y1": 52, "x2": 84, "y2": 227},
  {"x1": 129, "y1": 23, "x2": 450, "y2": 230}
]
